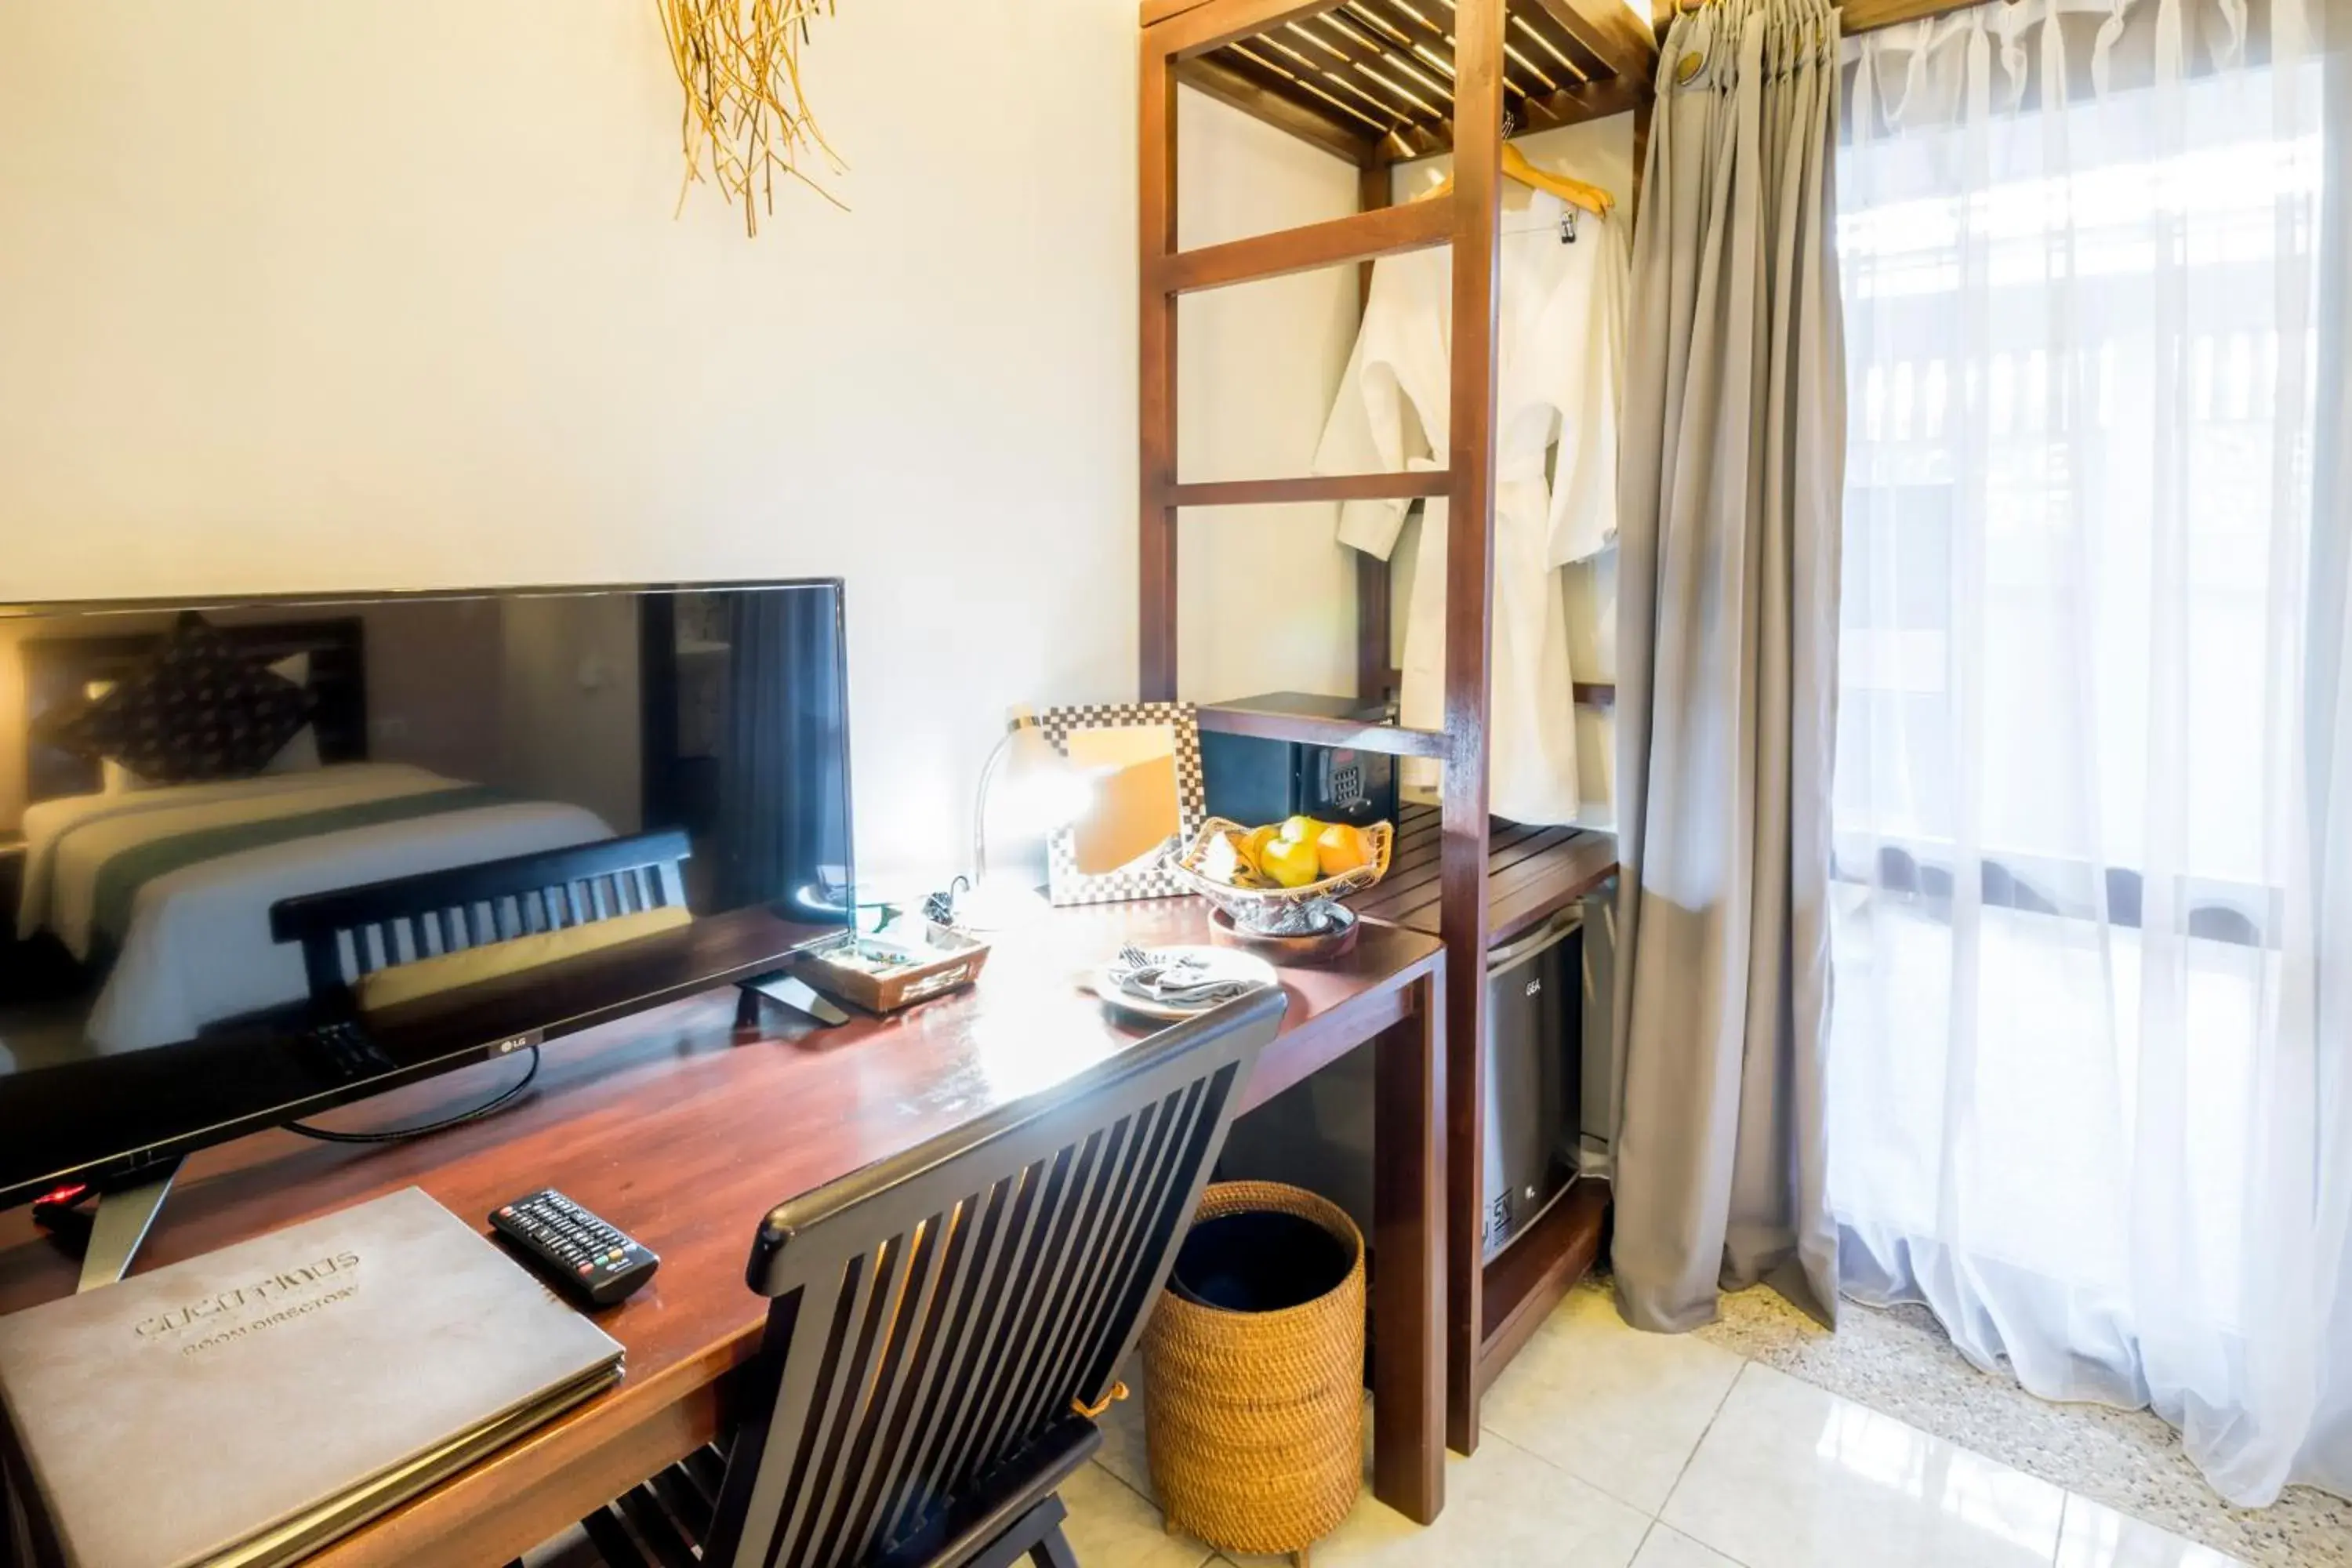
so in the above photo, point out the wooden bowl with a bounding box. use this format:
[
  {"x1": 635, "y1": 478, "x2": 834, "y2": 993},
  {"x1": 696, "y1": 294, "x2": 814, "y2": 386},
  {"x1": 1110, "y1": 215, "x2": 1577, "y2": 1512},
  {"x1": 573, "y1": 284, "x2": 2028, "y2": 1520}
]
[{"x1": 1207, "y1": 903, "x2": 1360, "y2": 966}]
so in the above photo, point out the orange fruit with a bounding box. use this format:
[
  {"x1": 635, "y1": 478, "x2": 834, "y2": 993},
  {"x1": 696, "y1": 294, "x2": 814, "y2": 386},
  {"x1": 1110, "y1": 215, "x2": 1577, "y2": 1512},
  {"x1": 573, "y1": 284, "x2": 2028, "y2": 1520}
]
[{"x1": 1315, "y1": 822, "x2": 1372, "y2": 877}]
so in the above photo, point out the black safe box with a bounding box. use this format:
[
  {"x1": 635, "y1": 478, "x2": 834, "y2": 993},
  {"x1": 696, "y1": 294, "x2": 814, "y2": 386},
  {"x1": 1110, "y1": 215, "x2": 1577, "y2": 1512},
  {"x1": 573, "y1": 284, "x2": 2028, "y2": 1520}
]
[{"x1": 1198, "y1": 692, "x2": 1399, "y2": 829}]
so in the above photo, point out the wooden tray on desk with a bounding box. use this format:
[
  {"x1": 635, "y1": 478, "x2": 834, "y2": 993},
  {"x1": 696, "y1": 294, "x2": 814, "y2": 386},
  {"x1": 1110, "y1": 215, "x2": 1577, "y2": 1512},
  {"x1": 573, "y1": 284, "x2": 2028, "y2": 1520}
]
[{"x1": 793, "y1": 929, "x2": 992, "y2": 1014}]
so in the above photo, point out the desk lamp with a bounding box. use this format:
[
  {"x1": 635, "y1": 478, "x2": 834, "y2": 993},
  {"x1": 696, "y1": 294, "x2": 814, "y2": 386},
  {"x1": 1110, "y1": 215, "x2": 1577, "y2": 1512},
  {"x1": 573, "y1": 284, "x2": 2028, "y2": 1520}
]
[{"x1": 960, "y1": 706, "x2": 1090, "y2": 931}]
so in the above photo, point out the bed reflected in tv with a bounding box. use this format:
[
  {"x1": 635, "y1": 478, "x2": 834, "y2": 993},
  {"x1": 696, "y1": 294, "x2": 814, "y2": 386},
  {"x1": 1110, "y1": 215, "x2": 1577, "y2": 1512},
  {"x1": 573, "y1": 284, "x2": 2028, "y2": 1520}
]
[{"x1": 0, "y1": 581, "x2": 855, "y2": 1236}]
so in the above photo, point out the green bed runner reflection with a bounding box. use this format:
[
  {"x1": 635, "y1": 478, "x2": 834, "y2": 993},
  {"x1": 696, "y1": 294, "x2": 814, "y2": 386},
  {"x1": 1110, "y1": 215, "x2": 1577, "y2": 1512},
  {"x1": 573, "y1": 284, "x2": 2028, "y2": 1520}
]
[{"x1": 90, "y1": 784, "x2": 511, "y2": 953}]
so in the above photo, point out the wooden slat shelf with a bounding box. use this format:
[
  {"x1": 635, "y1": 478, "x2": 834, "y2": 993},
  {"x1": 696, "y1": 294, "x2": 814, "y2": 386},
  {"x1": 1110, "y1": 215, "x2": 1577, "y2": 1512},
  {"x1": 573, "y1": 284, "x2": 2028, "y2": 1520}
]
[
  {"x1": 1356, "y1": 802, "x2": 1616, "y2": 946},
  {"x1": 1196, "y1": 699, "x2": 1450, "y2": 757},
  {"x1": 1478, "y1": 1176, "x2": 1610, "y2": 1389},
  {"x1": 1175, "y1": 54, "x2": 1384, "y2": 165},
  {"x1": 1145, "y1": 0, "x2": 1659, "y2": 166},
  {"x1": 1526, "y1": 0, "x2": 1655, "y2": 85}
]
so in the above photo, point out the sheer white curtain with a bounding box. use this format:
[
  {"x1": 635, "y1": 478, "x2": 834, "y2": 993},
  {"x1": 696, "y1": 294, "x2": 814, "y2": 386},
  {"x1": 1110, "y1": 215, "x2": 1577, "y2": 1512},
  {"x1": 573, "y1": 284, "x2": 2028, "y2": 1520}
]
[{"x1": 1831, "y1": 0, "x2": 2350, "y2": 1504}]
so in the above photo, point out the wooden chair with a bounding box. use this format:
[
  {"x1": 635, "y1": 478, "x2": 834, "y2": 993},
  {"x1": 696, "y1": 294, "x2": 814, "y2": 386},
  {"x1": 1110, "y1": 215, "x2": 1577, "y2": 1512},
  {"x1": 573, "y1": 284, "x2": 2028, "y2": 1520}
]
[
  {"x1": 268, "y1": 829, "x2": 692, "y2": 1004},
  {"x1": 575, "y1": 984, "x2": 1288, "y2": 1568}
]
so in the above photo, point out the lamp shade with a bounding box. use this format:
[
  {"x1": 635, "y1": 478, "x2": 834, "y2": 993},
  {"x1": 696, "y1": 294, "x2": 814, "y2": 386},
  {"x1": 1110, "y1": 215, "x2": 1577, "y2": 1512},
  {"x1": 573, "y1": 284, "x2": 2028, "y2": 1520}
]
[{"x1": 989, "y1": 716, "x2": 1090, "y2": 838}]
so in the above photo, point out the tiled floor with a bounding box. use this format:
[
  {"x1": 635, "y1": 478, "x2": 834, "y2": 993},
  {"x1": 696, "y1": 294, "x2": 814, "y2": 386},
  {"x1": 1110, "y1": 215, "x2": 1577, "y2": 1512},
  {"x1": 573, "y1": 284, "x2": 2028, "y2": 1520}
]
[
  {"x1": 1075, "y1": 1286, "x2": 2251, "y2": 1568},
  {"x1": 1690, "y1": 1283, "x2": 2349, "y2": 1568}
]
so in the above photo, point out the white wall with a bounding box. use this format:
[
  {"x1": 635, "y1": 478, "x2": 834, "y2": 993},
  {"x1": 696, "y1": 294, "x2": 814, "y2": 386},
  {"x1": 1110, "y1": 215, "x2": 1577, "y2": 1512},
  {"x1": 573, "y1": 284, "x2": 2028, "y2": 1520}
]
[
  {"x1": 0, "y1": 0, "x2": 1142, "y2": 886},
  {"x1": 1174, "y1": 94, "x2": 1365, "y2": 706},
  {"x1": 0, "y1": 0, "x2": 1641, "y2": 872}
]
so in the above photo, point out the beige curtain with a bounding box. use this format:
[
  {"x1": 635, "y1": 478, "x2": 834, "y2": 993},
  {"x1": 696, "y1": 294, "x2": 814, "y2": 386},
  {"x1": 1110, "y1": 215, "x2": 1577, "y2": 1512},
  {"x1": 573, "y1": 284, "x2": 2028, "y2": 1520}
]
[{"x1": 1610, "y1": 0, "x2": 1846, "y2": 1330}]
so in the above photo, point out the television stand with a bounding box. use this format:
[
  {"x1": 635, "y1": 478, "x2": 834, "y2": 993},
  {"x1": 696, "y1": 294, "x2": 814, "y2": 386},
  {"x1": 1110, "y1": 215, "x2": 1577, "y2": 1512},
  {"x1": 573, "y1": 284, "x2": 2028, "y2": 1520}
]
[
  {"x1": 735, "y1": 971, "x2": 849, "y2": 1029},
  {"x1": 80, "y1": 1160, "x2": 184, "y2": 1291},
  {"x1": 27, "y1": 1154, "x2": 187, "y2": 1292}
]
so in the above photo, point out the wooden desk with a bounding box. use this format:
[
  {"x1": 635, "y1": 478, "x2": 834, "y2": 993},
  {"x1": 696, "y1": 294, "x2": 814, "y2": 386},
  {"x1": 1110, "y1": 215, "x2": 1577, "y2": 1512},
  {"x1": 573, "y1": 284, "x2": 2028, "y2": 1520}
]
[{"x1": 0, "y1": 899, "x2": 1446, "y2": 1565}]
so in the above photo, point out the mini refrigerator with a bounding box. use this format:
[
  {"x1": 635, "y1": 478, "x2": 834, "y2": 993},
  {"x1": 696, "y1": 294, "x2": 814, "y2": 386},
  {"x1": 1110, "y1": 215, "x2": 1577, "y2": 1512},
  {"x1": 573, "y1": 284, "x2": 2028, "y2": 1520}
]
[
  {"x1": 1215, "y1": 909, "x2": 1584, "y2": 1262},
  {"x1": 1478, "y1": 915, "x2": 1584, "y2": 1254}
]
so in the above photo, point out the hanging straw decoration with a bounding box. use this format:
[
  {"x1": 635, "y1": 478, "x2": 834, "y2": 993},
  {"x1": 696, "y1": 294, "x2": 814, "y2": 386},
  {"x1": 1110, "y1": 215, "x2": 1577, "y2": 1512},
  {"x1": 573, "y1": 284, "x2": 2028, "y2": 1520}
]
[{"x1": 656, "y1": 0, "x2": 846, "y2": 235}]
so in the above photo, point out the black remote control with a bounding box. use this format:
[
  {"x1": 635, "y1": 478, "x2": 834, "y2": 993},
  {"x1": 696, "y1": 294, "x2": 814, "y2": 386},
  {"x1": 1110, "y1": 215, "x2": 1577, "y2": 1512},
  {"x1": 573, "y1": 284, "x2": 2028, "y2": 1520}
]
[
  {"x1": 299, "y1": 1018, "x2": 397, "y2": 1084},
  {"x1": 489, "y1": 1189, "x2": 659, "y2": 1309}
]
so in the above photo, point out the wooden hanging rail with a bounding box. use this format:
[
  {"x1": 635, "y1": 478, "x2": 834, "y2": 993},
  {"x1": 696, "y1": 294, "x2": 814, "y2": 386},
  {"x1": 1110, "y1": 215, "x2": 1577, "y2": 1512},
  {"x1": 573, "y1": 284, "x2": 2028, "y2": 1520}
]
[{"x1": 1646, "y1": 0, "x2": 2020, "y2": 42}]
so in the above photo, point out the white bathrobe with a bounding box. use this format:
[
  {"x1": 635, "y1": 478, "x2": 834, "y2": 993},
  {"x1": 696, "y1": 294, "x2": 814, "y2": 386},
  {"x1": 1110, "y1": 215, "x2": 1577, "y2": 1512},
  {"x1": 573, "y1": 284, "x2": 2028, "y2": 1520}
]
[{"x1": 1314, "y1": 192, "x2": 1627, "y2": 825}]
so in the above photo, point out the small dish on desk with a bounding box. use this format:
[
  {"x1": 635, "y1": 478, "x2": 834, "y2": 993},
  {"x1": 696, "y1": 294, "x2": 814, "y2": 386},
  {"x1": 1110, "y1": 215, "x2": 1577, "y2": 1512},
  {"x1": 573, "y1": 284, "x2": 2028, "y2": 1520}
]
[
  {"x1": 1207, "y1": 901, "x2": 1359, "y2": 966},
  {"x1": 793, "y1": 924, "x2": 992, "y2": 1014},
  {"x1": 1090, "y1": 944, "x2": 1278, "y2": 1022}
]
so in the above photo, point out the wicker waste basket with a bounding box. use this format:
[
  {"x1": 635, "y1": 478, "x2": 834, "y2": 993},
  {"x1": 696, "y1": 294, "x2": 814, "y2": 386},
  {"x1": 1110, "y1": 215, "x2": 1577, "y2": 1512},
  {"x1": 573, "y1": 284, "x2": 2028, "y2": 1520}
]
[{"x1": 1141, "y1": 1181, "x2": 1364, "y2": 1567}]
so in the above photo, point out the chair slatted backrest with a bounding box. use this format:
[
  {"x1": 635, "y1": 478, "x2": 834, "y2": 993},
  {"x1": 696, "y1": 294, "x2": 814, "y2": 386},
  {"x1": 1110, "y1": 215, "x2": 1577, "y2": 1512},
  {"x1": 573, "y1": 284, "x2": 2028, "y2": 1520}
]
[
  {"x1": 268, "y1": 829, "x2": 692, "y2": 1002},
  {"x1": 703, "y1": 985, "x2": 1287, "y2": 1568}
]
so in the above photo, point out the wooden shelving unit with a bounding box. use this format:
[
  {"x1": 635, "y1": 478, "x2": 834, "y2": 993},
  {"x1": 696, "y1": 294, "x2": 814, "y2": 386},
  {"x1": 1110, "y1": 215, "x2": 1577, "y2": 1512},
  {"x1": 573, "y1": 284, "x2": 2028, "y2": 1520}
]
[{"x1": 1139, "y1": 0, "x2": 1651, "y2": 1457}]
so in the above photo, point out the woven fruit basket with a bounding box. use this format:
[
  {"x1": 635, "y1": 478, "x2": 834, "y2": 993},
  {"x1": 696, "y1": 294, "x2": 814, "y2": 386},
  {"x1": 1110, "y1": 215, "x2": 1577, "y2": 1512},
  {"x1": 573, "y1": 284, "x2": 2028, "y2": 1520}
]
[
  {"x1": 1167, "y1": 817, "x2": 1392, "y2": 936},
  {"x1": 1142, "y1": 1182, "x2": 1364, "y2": 1563}
]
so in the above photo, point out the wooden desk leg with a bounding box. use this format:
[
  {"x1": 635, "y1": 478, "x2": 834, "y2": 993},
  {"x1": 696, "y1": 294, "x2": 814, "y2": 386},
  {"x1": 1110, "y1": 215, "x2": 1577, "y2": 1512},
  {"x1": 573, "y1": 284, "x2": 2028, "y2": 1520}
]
[
  {"x1": 1443, "y1": 954, "x2": 1483, "y2": 1457},
  {"x1": 3, "y1": 1444, "x2": 33, "y2": 1568},
  {"x1": 1371, "y1": 967, "x2": 1446, "y2": 1524}
]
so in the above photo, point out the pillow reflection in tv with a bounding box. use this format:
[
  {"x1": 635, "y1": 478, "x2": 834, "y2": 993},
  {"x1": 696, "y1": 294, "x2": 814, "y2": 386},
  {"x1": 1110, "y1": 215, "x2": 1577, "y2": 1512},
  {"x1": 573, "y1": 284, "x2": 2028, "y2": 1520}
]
[{"x1": 49, "y1": 630, "x2": 318, "y2": 788}]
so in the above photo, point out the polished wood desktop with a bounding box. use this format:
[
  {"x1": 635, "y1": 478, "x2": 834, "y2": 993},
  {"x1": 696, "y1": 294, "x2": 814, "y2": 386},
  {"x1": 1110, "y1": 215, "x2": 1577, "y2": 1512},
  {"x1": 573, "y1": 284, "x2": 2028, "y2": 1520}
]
[{"x1": 0, "y1": 898, "x2": 1447, "y2": 1566}]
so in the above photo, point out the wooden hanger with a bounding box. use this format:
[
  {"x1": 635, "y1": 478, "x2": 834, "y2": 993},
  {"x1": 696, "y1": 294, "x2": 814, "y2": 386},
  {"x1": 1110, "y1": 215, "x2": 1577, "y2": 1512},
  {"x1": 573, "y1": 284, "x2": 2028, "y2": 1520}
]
[{"x1": 1413, "y1": 143, "x2": 1615, "y2": 217}]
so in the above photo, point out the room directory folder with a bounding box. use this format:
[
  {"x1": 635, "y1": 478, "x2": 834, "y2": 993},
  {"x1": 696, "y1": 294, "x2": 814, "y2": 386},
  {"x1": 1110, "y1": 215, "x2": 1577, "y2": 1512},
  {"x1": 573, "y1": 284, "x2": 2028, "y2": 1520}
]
[{"x1": 0, "y1": 1185, "x2": 624, "y2": 1568}]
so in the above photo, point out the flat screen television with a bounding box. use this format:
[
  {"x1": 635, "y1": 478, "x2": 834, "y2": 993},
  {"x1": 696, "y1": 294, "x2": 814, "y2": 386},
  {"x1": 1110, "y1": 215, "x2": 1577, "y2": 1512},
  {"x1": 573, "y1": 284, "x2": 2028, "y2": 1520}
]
[{"x1": 0, "y1": 581, "x2": 855, "y2": 1211}]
